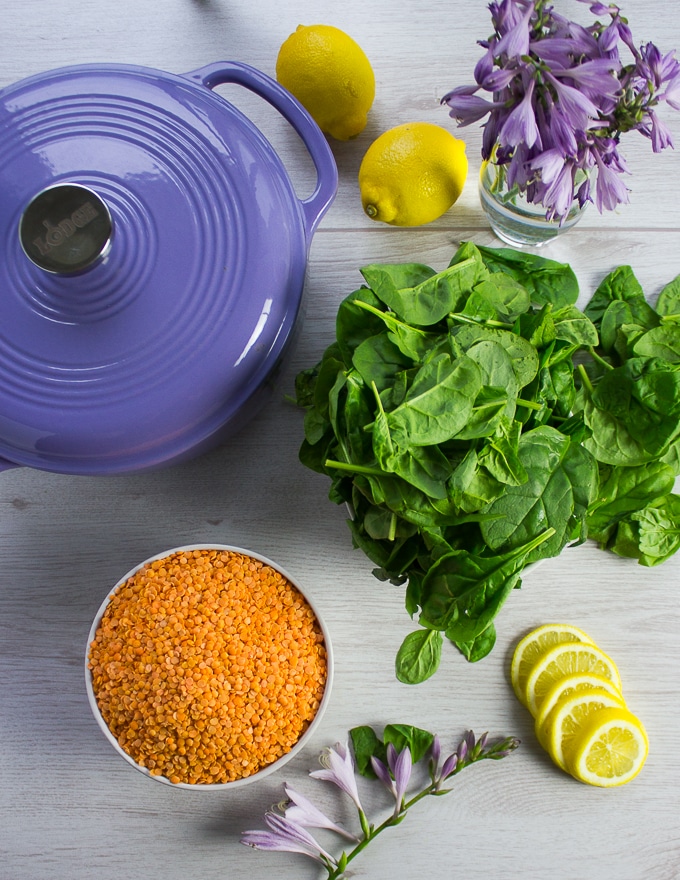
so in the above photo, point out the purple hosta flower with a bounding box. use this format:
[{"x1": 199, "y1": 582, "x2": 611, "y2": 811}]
[
  {"x1": 283, "y1": 783, "x2": 358, "y2": 842},
  {"x1": 663, "y1": 72, "x2": 680, "y2": 112},
  {"x1": 442, "y1": 87, "x2": 504, "y2": 127},
  {"x1": 591, "y1": 142, "x2": 630, "y2": 211},
  {"x1": 429, "y1": 733, "x2": 467, "y2": 791},
  {"x1": 544, "y1": 71, "x2": 601, "y2": 131},
  {"x1": 636, "y1": 43, "x2": 680, "y2": 91},
  {"x1": 489, "y1": 0, "x2": 533, "y2": 36},
  {"x1": 241, "y1": 812, "x2": 337, "y2": 867},
  {"x1": 530, "y1": 148, "x2": 576, "y2": 218},
  {"x1": 547, "y1": 99, "x2": 580, "y2": 157},
  {"x1": 481, "y1": 66, "x2": 522, "y2": 93},
  {"x1": 389, "y1": 744, "x2": 413, "y2": 813},
  {"x1": 310, "y1": 742, "x2": 363, "y2": 812},
  {"x1": 503, "y1": 142, "x2": 536, "y2": 193},
  {"x1": 371, "y1": 743, "x2": 413, "y2": 817},
  {"x1": 551, "y1": 58, "x2": 621, "y2": 101},
  {"x1": 645, "y1": 110, "x2": 674, "y2": 152},
  {"x1": 492, "y1": 0, "x2": 535, "y2": 59},
  {"x1": 499, "y1": 76, "x2": 540, "y2": 149},
  {"x1": 474, "y1": 47, "x2": 496, "y2": 85}
]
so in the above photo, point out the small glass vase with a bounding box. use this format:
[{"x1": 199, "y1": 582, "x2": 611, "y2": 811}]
[{"x1": 479, "y1": 159, "x2": 587, "y2": 248}]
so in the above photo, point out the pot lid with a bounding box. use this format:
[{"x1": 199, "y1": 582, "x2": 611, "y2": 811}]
[{"x1": 0, "y1": 61, "x2": 337, "y2": 474}]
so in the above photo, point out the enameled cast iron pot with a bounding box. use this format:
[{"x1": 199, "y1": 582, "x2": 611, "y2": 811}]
[{"x1": 0, "y1": 61, "x2": 337, "y2": 475}]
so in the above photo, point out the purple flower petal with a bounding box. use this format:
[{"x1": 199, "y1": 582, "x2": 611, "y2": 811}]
[
  {"x1": 481, "y1": 67, "x2": 521, "y2": 92},
  {"x1": 443, "y1": 91, "x2": 500, "y2": 126},
  {"x1": 474, "y1": 47, "x2": 496, "y2": 85},
  {"x1": 551, "y1": 59, "x2": 621, "y2": 100},
  {"x1": 646, "y1": 110, "x2": 674, "y2": 152},
  {"x1": 370, "y1": 755, "x2": 397, "y2": 797},
  {"x1": 545, "y1": 72, "x2": 601, "y2": 129},
  {"x1": 663, "y1": 73, "x2": 680, "y2": 111},
  {"x1": 440, "y1": 752, "x2": 459, "y2": 780},
  {"x1": 310, "y1": 742, "x2": 363, "y2": 812},
  {"x1": 241, "y1": 813, "x2": 336, "y2": 865},
  {"x1": 531, "y1": 148, "x2": 570, "y2": 185},
  {"x1": 592, "y1": 148, "x2": 630, "y2": 212},
  {"x1": 494, "y1": 1, "x2": 534, "y2": 59},
  {"x1": 429, "y1": 734, "x2": 442, "y2": 770},
  {"x1": 389, "y1": 746, "x2": 413, "y2": 811},
  {"x1": 283, "y1": 784, "x2": 358, "y2": 841},
  {"x1": 499, "y1": 78, "x2": 540, "y2": 148}
]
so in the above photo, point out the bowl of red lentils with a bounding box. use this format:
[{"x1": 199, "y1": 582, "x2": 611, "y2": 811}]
[{"x1": 85, "y1": 545, "x2": 332, "y2": 788}]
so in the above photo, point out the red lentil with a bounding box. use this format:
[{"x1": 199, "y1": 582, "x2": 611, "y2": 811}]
[{"x1": 88, "y1": 549, "x2": 327, "y2": 785}]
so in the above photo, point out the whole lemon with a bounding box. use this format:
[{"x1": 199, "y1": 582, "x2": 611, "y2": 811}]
[
  {"x1": 276, "y1": 24, "x2": 375, "y2": 141},
  {"x1": 359, "y1": 122, "x2": 468, "y2": 226}
]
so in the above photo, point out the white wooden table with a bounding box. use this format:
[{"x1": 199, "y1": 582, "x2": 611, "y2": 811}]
[{"x1": 1, "y1": 1, "x2": 679, "y2": 878}]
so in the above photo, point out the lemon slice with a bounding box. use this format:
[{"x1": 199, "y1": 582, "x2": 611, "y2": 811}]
[
  {"x1": 534, "y1": 672, "x2": 625, "y2": 750},
  {"x1": 542, "y1": 688, "x2": 628, "y2": 770},
  {"x1": 568, "y1": 707, "x2": 649, "y2": 787},
  {"x1": 524, "y1": 642, "x2": 622, "y2": 716},
  {"x1": 510, "y1": 623, "x2": 595, "y2": 710}
]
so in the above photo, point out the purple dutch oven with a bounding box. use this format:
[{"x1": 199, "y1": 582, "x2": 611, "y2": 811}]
[{"x1": 0, "y1": 61, "x2": 337, "y2": 475}]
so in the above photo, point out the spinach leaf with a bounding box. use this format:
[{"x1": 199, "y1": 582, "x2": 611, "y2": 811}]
[
  {"x1": 476, "y1": 418, "x2": 527, "y2": 485},
  {"x1": 582, "y1": 391, "x2": 657, "y2": 466},
  {"x1": 584, "y1": 265, "x2": 659, "y2": 331},
  {"x1": 352, "y1": 299, "x2": 434, "y2": 361},
  {"x1": 655, "y1": 273, "x2": 680, "y2": 317},
  {"x1": 451, "y1": 324, "x2": 539, "y2": 388},
  {"x1": 419, "y1": 529, "x2": 554, "y2": 636},
  {"x1": 469, "y1": 274, "x2": 531, "y2": 323},
  {"x1": 360, "y1": 258, "x2": 483, "y2": 326},
  {"x1": 552, "y1": 305, "x2": 599, "y2": 347},
  {"x1": 395, "y1": 629, "x2": 443, "y2": 684},
  {"x1": 476, "y1": 245, "x2": 579, "y2": 307},
  {"x1": 610, "y1": 495, "x2": 680, "y2": 566},
  {"x1": 336, "y1": 287, "x2": 389, "y2": 364},
  {"x1": 515, "y1": 304, "x2": 557, "y2": 349},
  {"x1": 352, "y1": 333, "x2": 413, "y2": 391},
  {"x1": 589, "y1": 358, "x2": 680, "y2": 458},
  {"x1": 587, "y1": 462, "x2": 676, "y2": 546},
  {"x1": 450, "y1": 624, "x2": 497, "y2": 663},
  {"x1": 386, "y1": 354, "x2": 482, "y2": 445},
  {"x1": 632, "y1": 495, "x2": 680, "y2": 565},
  {"x1": 633, "y1": 323, "x2": 680, "y2": 363},
  {"x1": 480, "y1": 426, "x2": 598, "y2": 562}
]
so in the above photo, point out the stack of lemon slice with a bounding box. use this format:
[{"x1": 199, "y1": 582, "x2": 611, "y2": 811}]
[{"x1": 511, "y1": 624, "x2": 648, "y2": 787}]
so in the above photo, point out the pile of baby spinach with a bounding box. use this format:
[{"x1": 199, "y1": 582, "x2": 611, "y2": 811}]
[{"x1": 294, "y1": 242, "x2": 680, "y2": 683}]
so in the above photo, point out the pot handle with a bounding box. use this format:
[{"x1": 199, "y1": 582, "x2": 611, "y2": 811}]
[{"x1": 182, "y1": 61, "x2": 338, "y2": 242}]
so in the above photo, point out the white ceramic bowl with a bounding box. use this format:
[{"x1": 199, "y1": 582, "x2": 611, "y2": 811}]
[{"x1": 85, "y1": 544, "x2": 333, "y2": 789}]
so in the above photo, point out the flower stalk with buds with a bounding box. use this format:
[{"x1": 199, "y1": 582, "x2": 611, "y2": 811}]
[{"x1": 241, "y1": 726, "x2": 520, "y2": 879}]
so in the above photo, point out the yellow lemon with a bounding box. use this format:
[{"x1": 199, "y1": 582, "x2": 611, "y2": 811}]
[
  {"x1": 542, "y1": 688, "x2": 627, "y2": 770},
  {"x1": 510, "y1": 623, "x2": 595, "y2": 711},
  {"x1": 534, "y1": 672, "x2": 625, "y2": 750},
  {"x1": 568, "y1": 706, "x2": 649, "y2": 787},
  {"x1": 524, "y1": 641, "x2": 622, "y2": 717},
  {"x1": 358, "y1": 122, "x2": 468, "y2": 226},
  {"x1": 275, "y1": 24, "x2": 375, "y2": 140}
]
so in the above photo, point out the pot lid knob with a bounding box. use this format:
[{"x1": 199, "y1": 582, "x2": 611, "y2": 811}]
[{"x1": 19, "y1": 183, "x2": 113, "y2": 274}]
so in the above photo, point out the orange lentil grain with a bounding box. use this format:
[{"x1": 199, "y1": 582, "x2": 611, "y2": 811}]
[{"x1": 88, "y1": 549, "x2": 327, "y2": 785}]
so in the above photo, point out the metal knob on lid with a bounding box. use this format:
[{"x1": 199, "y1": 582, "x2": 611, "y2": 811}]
[{"x1": 19, "y1": 183, "x2": 113, "y2": 274}]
